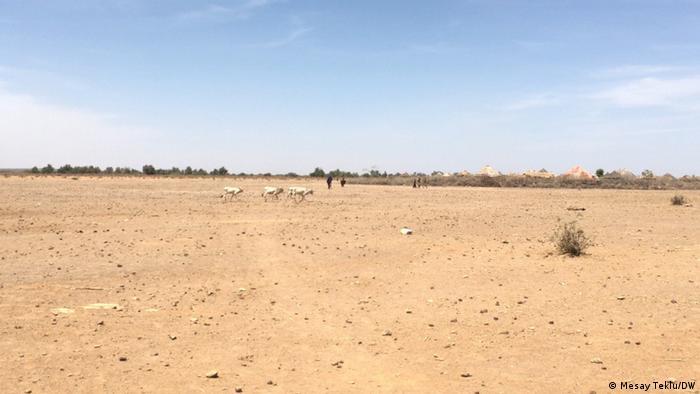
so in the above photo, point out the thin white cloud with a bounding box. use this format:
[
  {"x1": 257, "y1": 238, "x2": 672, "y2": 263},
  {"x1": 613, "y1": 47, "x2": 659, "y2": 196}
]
[
  {"x1": 0, "y1": 84, "x2": 164, "y2": 168},
  {"x1": 177, "y1": 0, "x2": 279, "y2": 21},
  {"x1": 594, "y1": 64, "x2": 690, "y2": 79},
  {"x1": 249, "y1": 26, "x2": 312, "y2": 48},
  {"x1": 591, "y1": 76, "x2": 700, "y2": 108}
]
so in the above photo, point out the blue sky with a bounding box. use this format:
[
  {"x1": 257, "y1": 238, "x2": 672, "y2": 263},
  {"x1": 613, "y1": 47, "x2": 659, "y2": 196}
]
[{"x1": 1, "y1": 0, "x2": 699, "y2": 175}]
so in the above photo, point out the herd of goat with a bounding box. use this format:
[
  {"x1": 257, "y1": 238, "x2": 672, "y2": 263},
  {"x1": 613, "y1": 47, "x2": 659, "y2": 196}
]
[{"x1": 221, "y1": 186, "x2": 314, "y2": 202}]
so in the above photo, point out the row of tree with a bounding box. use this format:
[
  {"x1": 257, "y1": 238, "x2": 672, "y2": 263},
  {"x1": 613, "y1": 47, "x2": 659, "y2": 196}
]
[
  {"x1": 29, "y1": 164, "x2": 387, "y2": 178},
  {"x1": 309, "y1": 167, "x2": 393, "y2": 178},
  {"x1": 595, "y1": 168, "x2": 655, "y2": 179},
  {"x1": 140, "y1": 165, "x2": 230, "y2": 176},
  {"x1": 26, "y1": 165, "x2": 665, "y2": 179},
  {"x1": 30, "y1": 164, "x2": 230, "y2": 176}
]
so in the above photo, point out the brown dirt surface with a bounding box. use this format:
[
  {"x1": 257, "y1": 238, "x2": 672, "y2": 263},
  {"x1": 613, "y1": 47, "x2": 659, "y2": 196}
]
[{"x1": 1, "y1": 176, "x2": 698, "y2": 393}]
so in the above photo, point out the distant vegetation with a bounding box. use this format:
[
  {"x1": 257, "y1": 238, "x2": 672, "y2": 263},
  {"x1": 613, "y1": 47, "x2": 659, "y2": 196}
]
[
  {"x1": 15, "y1": 164, "x2": 700, "y2": 190},
  {"x1": 309, "y1": 167, "x2": 384, "y2": 178},
  {"x1": 349, "y1": 173, "x2": 700, "y2": 190},
  {"x1": 28, "y1": 164, "x2": 226, "y2": 176},
  {"x1": 309, "y1": 167, "x2": 326, "y2": 177}
]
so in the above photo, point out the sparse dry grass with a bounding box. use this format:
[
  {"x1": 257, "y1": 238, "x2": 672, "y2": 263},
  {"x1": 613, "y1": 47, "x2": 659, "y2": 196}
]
[
  {"x1": 552, "y1": 221, "x2": 592, "y2": 257},
  {"x1": 0, "y1": 177, "x2": 698, "y2": 393},
  {"x1": 671, "y1": 194, "x2": 687, "y2": 206},
  {"x1": 347, "y1": 174, "x2": 700, "y2": 190}
]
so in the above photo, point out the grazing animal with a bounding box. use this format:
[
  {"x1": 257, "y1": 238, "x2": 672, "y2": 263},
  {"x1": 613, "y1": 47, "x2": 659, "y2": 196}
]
[
  {"x1": 288, "y1": 187, "x2": 314, "y2": 202},
  {"x1": 261, "y1": 186, "x2": 284, "y2": 201},
  {"x1": 221, "y1": 186, "x2": 243, "y2": 201},
  {"x1": 287, "y1": 186, "x2": 305, "y2": 198}
]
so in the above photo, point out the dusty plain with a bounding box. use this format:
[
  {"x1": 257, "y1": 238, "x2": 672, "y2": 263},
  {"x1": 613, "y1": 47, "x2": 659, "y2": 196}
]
[{"x1": 0, "y1": 176, "x2": 698, "y2": 393}]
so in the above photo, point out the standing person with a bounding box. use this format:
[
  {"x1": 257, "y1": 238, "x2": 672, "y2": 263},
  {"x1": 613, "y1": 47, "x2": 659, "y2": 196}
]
[
  {"x1": 340, "y1": 177, "x2": 346, "y2": 187},
  {"x1": 326, "y1": 175, "x2": 333, "y2": 189},
  {"x1": 413, "y1": 178, "x2": 417, "y2": 188}
]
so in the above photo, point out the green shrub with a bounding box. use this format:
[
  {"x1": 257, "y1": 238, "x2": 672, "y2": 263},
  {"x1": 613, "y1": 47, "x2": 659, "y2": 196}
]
[
  {"x1": 142, "y1": 164, "x2": 156, "y2": 175},
  {"x1": 309, "y1": 167, "x2": 326, "y2": 177},
  {"x1": 329, "y1": 169, "x2": 359, "y2": 177}
]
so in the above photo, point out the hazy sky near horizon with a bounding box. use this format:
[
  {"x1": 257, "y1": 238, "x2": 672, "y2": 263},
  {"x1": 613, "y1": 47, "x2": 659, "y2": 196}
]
[{"x1": 1, "y1": 0, "x2": 699, "y2": 175}]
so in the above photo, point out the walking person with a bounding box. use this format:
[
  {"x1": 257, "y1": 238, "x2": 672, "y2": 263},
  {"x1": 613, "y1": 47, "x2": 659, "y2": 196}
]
[{"x1": 326, "y1": 175, "x2": 333, "y2": 189}]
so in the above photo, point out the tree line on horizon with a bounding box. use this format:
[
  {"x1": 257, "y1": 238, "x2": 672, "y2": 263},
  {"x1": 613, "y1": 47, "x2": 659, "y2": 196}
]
[
  {"x1": 29, "y1": 164, "x2": 681, "y2": 179},
  {"x1": 28, "y1": 164, "x2": 388, "y2": 178},
  {"x1": 30, "y1": 164, "x2": 237, "y2": 176}
]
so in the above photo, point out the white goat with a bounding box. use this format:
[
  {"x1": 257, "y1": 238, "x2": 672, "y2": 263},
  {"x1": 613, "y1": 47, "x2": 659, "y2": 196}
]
[
  {"x1": 288, "y1": 187, "x2": 314, "y2": 202},
  {"x1": 221, "y1": 186, "x2": 243, "y2": 201},
  {"x1": 261, "y1": 186, "x2": 284, "y2": 201},
  {"x1": 287, "y1": 186, "x2": 304, "y2": 198}
]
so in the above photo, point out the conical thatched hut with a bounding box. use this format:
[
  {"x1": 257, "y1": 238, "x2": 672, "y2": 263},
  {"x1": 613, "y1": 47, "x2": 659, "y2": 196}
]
[
  {"x1": 479, "y1": 165, "x2": 501, "y2": 177},
  {"x1": 562, "y1": 165, "x2": 594, "y2": 179},
  {"x1": 523, "y1": 169, "x2": 555, "y2": 178}
]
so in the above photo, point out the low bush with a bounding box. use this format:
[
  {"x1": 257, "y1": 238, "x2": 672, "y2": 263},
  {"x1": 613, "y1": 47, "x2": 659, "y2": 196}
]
[
  {"x1": 552, "y1": 221, "x2": 592, "y2": 257},
  {"x1": 671, "y1": 195, "x2": 687, "y2": 206}
]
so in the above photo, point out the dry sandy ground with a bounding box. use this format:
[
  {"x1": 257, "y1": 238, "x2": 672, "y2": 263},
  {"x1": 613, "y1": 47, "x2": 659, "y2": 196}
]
[{"x1": 0, "y1": 176, "x2": 698, "y2": 393}]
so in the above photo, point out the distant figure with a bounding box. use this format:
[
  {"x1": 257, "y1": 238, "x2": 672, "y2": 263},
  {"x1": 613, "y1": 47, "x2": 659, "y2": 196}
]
[
  {"x1": 340, "y1": 177, "x2": 346, "y2": 187},
  {"x1": 417, "y1": 177, "x2": 422, "y2": 188},
  {"x1": 326, "y1": 175, "x2": 333, "y2": 189},
  {"x1": 412, "y1": 178, "x2": 417, "y2": 188}
]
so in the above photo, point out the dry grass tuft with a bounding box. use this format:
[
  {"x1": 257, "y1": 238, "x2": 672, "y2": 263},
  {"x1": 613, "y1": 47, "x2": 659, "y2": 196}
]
[
  {"x1": 552, "y1": 221, "x2": 592, "y2": 257},
  {"x1": 671, "y1": 194, "x2": 687, "y2": 206}
]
